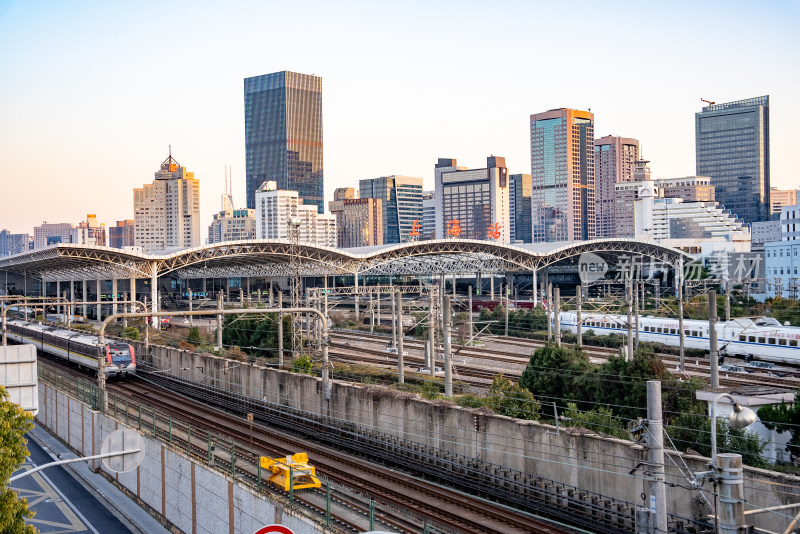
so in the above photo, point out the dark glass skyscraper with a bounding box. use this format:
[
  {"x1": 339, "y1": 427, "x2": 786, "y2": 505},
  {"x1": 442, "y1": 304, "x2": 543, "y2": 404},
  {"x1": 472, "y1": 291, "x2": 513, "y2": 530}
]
[
  {"x1": 244, "y1": 71, "x2": 323, "y2": 212},
  {"x1": 695, "y1": 96, "x2": 770, "y2": 224}
]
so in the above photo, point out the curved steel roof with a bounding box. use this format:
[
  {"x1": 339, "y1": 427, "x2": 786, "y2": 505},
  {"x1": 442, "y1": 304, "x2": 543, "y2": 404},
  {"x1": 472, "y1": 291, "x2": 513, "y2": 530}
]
[{"x1": 0, "y1": 238, "x2": 691, "y2": 281}]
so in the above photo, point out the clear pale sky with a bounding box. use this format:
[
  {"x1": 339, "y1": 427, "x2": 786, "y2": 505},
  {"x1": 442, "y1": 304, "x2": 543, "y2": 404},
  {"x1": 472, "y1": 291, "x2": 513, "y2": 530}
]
[{"x1": 1, "y1": 0, "x2": 798, "y2": 235}]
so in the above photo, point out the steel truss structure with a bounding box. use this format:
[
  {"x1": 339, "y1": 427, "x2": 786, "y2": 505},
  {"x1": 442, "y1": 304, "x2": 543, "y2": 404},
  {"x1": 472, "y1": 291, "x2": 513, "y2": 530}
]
[{"x1": 0, "y1": 238, "x2": 691, "y2": 283}]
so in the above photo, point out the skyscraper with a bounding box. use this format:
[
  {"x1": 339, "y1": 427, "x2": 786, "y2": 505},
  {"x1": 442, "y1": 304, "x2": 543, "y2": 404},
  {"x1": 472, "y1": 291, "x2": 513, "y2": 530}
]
[
  {"x1": 133, "y1": 154, "x2": 200, "y2": 254},
  {"x1": 594, "y1": 136, "x2": 639, "y2": 238},
  {"x1": 244, "y1": 71, "x2": 323, "y2": 212},
  {"x1": 695, "y1": 96, "x2": 770, "y2": 224},
  {"x1": 359, "y1": 176, "x2": 423, "y2": 244},
  {"x1": 509, "y1": 174, "x2": 532, "y2": 243},
  {"x1": 530, "y1": 108, "x2": 595, "y2": 242}
]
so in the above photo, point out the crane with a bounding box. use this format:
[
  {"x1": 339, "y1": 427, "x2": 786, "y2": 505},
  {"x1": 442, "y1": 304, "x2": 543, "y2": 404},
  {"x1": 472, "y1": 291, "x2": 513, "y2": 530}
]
[{"x1": 701, "y1": 98, "x2": 715, "y2": 106}]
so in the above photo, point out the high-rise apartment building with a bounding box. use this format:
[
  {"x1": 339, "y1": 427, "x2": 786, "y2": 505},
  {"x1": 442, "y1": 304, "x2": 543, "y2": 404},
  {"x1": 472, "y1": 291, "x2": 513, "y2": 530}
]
[
  {"x1": 255, "y1": 181, "x2": 336, "y2": 247},
  {"x1": 0, "y1": 230, "x2": 29, "y2": 256},
  {"x1": 208, "y1": 186, "x2": 256, "y2": 244},
  {"x1": 771, "y1": 188, "x2": 798, "y2": 218},
  {"x1": 594, "y1": 136, "x2": 639, "y2": 238},
  {"x1": 244, "y1": 71, "x2": 323, "y2": 212},
  {"x1": 133, "y1": 154, "x2": 200, "y2": 254},
  {"x1": 109, "y1": 220, "x2": 135, "y2": 249},
  {"x1": 530, "y1": 108, "x2": 595, "y2": 242},
  {"x1": 359, "y1": 176, "x2": 423, "y2": 244},
  {"x1": 695, "y1": 96, "x2": 770, "y2": 223},
  {"x1": 509, "y1": 174, "x2": 532, "y2": 243},
  {"x1": 434, "y1": 157, "x2": 510, "y2": 244}
]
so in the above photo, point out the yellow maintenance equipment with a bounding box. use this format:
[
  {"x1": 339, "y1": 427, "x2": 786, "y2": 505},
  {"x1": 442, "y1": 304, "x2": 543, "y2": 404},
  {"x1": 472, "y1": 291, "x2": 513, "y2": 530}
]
[{"x1": 259, "y1": 452, "x2": 321, "y2": 492}]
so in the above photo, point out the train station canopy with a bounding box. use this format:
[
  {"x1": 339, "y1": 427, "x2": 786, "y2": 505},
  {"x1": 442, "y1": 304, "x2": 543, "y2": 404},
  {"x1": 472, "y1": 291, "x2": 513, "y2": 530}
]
[{"x1": 0, "y1": 239, "x2": 692, "y2": 281}]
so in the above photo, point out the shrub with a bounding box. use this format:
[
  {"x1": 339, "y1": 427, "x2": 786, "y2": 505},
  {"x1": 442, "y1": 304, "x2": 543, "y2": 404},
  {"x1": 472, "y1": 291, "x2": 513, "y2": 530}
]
[{"x1": 121, "y1": 326, "x2": 140, "y2": 341}]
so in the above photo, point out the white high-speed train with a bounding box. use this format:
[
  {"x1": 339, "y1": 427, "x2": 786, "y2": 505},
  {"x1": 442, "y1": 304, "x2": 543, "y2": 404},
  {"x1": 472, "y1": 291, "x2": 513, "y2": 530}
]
[{"x1": 558, "y1": 312, "x2": 800, "y2": 365}]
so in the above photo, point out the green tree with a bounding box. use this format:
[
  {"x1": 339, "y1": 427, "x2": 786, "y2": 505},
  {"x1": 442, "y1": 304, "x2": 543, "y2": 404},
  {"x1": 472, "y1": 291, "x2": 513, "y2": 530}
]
[
  {"x1": 221, "y1": 314, "x2": 292, "y2": 359},
  {"x1": 519, "y1": 342, "x2": 590, "y2": 404},
  {"x1": 186, "y1": 326, "x2": 202, "y2": 345},
  {"x1": 758, "y1": 390, "x2": 800, "y2": 462},
  {"x1": 0, "y1": 386, "x2": 36, "y2": 534},
  {"x1": 668, "y1": 413, "x2": 767, "y2": 469},
  {"x1": 487, "y1": 374, "x2": 541, "y2": 420}
]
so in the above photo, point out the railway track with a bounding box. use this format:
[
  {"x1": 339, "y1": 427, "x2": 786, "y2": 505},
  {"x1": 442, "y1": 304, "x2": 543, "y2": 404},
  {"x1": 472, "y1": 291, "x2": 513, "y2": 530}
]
[
  {"x1": 106, "y1": 376, "x2": 585, "y2": 534},
  {"x1": 330, "y1": 329, "x2": 800, "y2": 391}
]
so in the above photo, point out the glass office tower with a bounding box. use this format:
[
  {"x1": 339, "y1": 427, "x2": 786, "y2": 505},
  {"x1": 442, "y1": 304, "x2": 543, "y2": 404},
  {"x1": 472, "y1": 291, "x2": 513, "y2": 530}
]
[
  {"x1": 530, "y1": 108, "x2": 595, "y2": 242},
  {"x1": 695, "y1": 96, "x2": 770, "y2": 224},
  {"x1": 244, "y1": 71, "x2": 323, "y2": 212},
  {"x1": 359, "y1": 176, "x2": 423, "y2": 244}
]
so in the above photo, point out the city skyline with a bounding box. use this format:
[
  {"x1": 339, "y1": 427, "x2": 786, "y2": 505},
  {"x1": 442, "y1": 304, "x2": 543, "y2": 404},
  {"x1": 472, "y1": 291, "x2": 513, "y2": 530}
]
[{"x1": 0, "y1": 1, "x2": 798, "y2": 234}]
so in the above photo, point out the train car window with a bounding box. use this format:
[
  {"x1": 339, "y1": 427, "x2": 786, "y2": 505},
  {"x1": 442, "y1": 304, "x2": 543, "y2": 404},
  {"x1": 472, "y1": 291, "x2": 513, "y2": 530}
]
[
  {"x1": 791, "y1": 340, "x2": 798, "y2": 347},
  {"x1": 758, "y1": 337, "x2": 765, "y2": 344},
  {"x1": 670, "y1": 328, "x2": 677, "y2": 334},
  {"x1": 780, "y1": 339, "x2": 787, "y2": 346},
  {"x1": 769, "y1": 338, "x2": 777, "y2": 345},
  {"x1": 644, "y1": 326, "x2": 649, "y2": 332},
  {"x1": 748, "y1": 336, "x2": 756, "y2": 342}
]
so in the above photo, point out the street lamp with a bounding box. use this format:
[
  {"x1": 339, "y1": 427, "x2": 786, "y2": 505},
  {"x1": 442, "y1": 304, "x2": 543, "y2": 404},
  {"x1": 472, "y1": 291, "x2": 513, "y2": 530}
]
[
  {"x1": 701, "y1": 392, "x2": 757, "y2": 534},
  {"x1": 710, "y1": 392, "x2": 757, "y2": 467}
]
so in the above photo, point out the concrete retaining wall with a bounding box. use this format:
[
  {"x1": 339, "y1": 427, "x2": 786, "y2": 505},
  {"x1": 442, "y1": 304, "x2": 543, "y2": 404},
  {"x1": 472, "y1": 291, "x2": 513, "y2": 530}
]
[
  {"x1": 137, "y1": 340, "x2": 800, "y2": 532},
  {"x1": 35, "y1": 382, "x2": 321, "y2": 534}
]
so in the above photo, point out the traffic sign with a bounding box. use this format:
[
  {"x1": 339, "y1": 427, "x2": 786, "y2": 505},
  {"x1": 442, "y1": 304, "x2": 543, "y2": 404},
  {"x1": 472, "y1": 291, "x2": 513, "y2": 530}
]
[{"x1": 254, "y1": 526, "x2": 294, "y2": 534}]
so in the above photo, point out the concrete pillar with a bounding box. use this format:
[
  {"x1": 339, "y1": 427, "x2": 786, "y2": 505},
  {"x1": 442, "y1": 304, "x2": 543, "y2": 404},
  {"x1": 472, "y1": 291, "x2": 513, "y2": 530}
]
[
  {"x1": 532, "y1": 269, "x2": 537, "y2": 308},
  {"x1": 354, "y1": 273, "x2": 360, "y2": 320},
  {"x1": 554, "y1": 287, "x2": 561, "y2": 347},
  {"x1": 112, "y1": 278, "x2": 118, "y2": 317},
  {"x1": 56, "y1": 281, "x2": 61, "y2": 315},
  {"x1": 96, "y1": 279, "x2": 102, "y2": 320},
  {"x1": 490, "y1": 275, "x2": 495, "y2": 301},
  {"x1": 278, "y1": 292, "x2": 283, "y2": 367},
  {"x1": 377, "y1": 292, "x2": 382, "y2": 328},
  {"x1": 452, "y1": 274, "x2": 456, "y2": 297},
  {"x1": 647, "y1": 381, "x2": 668, "y2": 534},
  {"x1": 396, "y1": 291, "x2": 404, "y2": 384},
  {"x1": 390, "y1": 289, "x2": 397, "y2": 350},
  {"x1": 216, "y1": 292, "x2": 223, "y2": 351},
  {"x1": 626, "y1": 280, "x2": 633, "y2": 360},
  {"x1": 269, "y1": 281, "x2": 274, "y2": 307},
  {"x1": 546, "y1": 283, "x2": 552, "y2": 341},
  {"x1": 468, "y1": 285, "x2": 473, "y2": 346},
  {"x1": 82, "y1": 280, "x2": 87, "y2": 320},
  {"x1": 149, "y1": 262, "x2": 159, "y2": 327},
  {"x1": 130, "y1": 278, "x2": 137, "y2": 307},
  {"x1": 576, "y1": 285, "x2": 582, "y2": 346},
  {"x1": 369, "y1": 293, "x2": 374, "y2": 334},
  {"x1": 428, "y1": 289, "x2": 436, "y2": 372},
  {"x1": 122, "y1": 292, "x2": 128, "y2": 329},
  {"x1": 717, "y1": 454, "x2": 747, "y2": 534},
  {"x1": 443, "y1": 295, "x2": 452, "y2": 397},
  {"x1": 709, "y1": 290, "x2": 719, "y2": 389}
]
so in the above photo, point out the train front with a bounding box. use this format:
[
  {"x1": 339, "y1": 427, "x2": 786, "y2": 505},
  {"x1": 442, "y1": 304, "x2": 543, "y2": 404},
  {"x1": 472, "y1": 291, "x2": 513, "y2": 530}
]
[{"x1": 105, "y1": 342, "x2": 136, "y2": 378}]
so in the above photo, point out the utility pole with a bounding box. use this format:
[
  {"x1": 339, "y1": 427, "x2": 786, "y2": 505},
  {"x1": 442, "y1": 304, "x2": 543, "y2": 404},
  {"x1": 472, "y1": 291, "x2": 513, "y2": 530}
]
[
  {"x1": 369, "y1": 293, "x2": 374, "y2": 334},
  {"x1": 709, "y1": 290, "x2": 719, "y2": 390},
  {"x1": 443, "y1": 295, "x2": 452, "y2": 397},
  {"x1": 647, "y1": 381, "x2": 668, "y2": 534},
  {"x1": 468, "y1": 285, "x2": 473, "y2": 346},
  {"x1": 627, "y1": 278, "x2": 634, "y2": 360},
  {"x1": 216, "y1": 292, "x2": 223, "y2": 352},
  {"x1": 547, "y1": 282, "x2": 553, "y2": 341},
  {"x1": 396, "y1": 291, "x2": 404, "y2": 384},
  {"x1": 576, "y1": 285, "x2": 582, "y2": 346},
  {"x1": 554, "y1": 287, "x2": 561, "y2": 346},
  {"x1": 391, "y1": 289, "x2": 397, "y2": 351},
  {"x1": 725, "y1": 279, "x2": 731, "y2": 322},
  {"x1": 635, "y1": 281, "x2": 640, "y2": 350},
  {"x1": 678, "y1": 282, "x2": 684, "y2": 371},
  {"x1": 504, "y1": 286, "x2": 509, "y2": 336},
  {"x1": 278, "y1": 292, "x2": 283, "y2": 367}
]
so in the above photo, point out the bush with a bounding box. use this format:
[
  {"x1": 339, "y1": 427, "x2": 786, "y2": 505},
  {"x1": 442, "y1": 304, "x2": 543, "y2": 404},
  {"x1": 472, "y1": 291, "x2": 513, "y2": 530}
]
[
  {"x1": 187, "y1": 326, "x2": 202, "y2": 344},
  {"x1": 121, "y1": 327, "x2": 140, "y2": 340},
  {"x1": 178, "y1": 340, "x2": 196, "y2": 352},
  {"x1": 292, "y1": 355, "x2": 313, "y2": 374}
]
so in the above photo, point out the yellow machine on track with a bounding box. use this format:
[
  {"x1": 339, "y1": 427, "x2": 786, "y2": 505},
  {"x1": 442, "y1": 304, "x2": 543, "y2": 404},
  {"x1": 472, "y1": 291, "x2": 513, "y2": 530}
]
[{"x1": 259, "y1": 452, "x2": 321, "y2": 492}]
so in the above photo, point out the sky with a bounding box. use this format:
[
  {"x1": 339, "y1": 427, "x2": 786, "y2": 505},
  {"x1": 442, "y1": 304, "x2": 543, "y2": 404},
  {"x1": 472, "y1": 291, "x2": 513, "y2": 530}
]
[{"x1": 1, "y1": 0, "x2": 798, "y2": 235}]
